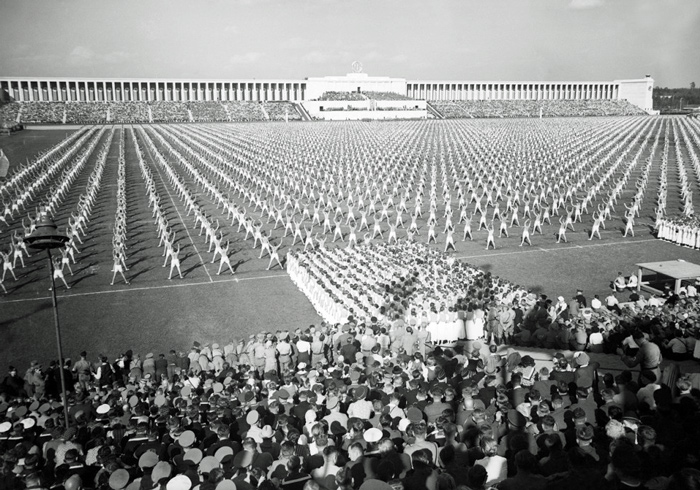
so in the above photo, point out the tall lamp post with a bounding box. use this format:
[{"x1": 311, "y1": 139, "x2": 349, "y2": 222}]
[{"x1": 24, "y1": 216, "x2": 70, "y2": 428}]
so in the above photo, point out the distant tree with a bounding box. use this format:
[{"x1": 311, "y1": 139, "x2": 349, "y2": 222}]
[{"x1": 692, "y1": 82, "x2": 696, "y2": 90}]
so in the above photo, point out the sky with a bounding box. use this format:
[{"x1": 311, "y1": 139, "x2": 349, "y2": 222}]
[{"x1": 0, "y1": 0, "x2": 698, "y2": 88}]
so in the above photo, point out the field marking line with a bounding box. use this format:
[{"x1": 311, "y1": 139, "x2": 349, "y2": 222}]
[
  {"x1": 456, "y1": 237, "x2": 658, "y2": 260},
  {"x1": 0, "y1": 273, "x2": 288, "y2": 304},
  {"x1": 141, "y1": 127, "x2": 214, "y2": 283}
]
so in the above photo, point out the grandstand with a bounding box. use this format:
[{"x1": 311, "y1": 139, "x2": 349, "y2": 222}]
[{"x1": 0, "y1": 72, "x2": 655, "y2": 125}]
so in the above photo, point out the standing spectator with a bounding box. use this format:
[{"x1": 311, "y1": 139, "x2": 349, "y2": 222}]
[{"x1": 72, "y1": 352, "x2": 92, "y2": 391}]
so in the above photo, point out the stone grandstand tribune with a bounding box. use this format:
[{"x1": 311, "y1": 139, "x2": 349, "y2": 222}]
[
  {"x1": 0, "y1": 99, "x2": 650, "y2": 125},
  {"x1": 189, "y1": 101, "x2": 229, "y2": 122},
  {"x1": 151, "y1": 101, "x2": 189, "y2": 123},
  {"x1": 17, "y1": 102, "x2": 65, "y2": 124},
  {"x1": 223, "y1": 101, "x2": 267, "y2": 121},
  {"x1": 362, "y1": 91, "x2": 415, "y2": 101},
  {"x1": 430, "y1": 99, "x2": 648, "y2": 119},
  {"x1": 264, "y1": 101, "x2": 302, "y2": 121},
  {"x1": 316, "y1": 91, "x2": 366, "y2": 101},
  {"x1": 65, "y1": 102, "x2": 108, "y2": 124}
]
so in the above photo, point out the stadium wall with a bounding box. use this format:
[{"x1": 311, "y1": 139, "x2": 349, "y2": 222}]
[{"x1": 0, "y1": 74, "x2": 655, "y2": 112}]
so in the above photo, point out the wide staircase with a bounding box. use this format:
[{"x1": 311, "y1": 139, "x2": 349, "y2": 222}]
[
  {"x1": 426, "y1": 101, "x2": 445, "y2": 119},
  {"x1": 294, "y1": 102, "x2": 312, "y2": 121}
]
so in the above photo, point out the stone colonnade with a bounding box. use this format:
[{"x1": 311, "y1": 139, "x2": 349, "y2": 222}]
[
  {"x1": 406, "y1": 82, "x2": 619, "y2": 101},
  {"x1": 0, "y1": 78, "x2": 623, "y2": 103},
  {"x1": 0, "y1": 79, "x2": 306, "y2": 103}
]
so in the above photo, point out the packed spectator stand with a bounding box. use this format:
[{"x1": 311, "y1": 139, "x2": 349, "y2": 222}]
[
  {"x1": 223, "y1": 102, "x2": 267, "y2": 122},
  {"x1": 151, "y1": 102, "x2": 190, "y2": 123},
  {"x1": 18, "y1": 102, "x2": 65, "y2": 124},
  {"x1": 65, "y1": 103, "x2": 109, "y2": 125},
  {"x1": 0, "y1": 101, "x2": 21, "y2": 126},
  {"x1": 430, "y1": 100, "x2": 647, "y2": 119},
  {"x1": 316, "y1": 92, "x2": 366, "y2": 102},
  {"x1": 362, "y1": 92, "x2": 414, "y2": 101},
  {"x1": 264, "y1": 102, "x2": 302, "y2": 122},
  {"x1": 106, "y1": 102, "x2": 149, "y2": 125},
  {"x1": 0, "y1": 99, "x2": 649, "y2": 125},
  {"x1": 189, "y1": 102, "x2": 229, "y2": 123},
  {"x1": 2, "y1": 281, "x2": 700, "y2": 490}
]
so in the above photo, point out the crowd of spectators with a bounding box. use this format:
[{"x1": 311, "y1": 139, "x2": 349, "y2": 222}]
[
  {"x1": 189, "y1": 103, "x2": 229, "y2": 123},
  {"x1": 19, "y1": 102, "x2": 65, "y2": 124},
  {"x1": 1, "y1": 297, "x2": 700, "y2": 490},
  {"x1": 109, "y1": 102, "x2": 150, "y2": 124},
  {"x1": 0, "y1": 102, "x2": 21, "y2": 126},
  {"x1": 264, "y1": 103, "x2": 302, "y2": 122},
  {"x1": 362, "y1": 92, "x2": 414, "y2": 102},
  {"x1": 65, "y1": 103, "x2": 109, "y2": 125},
  {"x1": 224, "y1": 102, "x2": 267, "y2": 122},
  {"x1": 316, "y1": 92, "x2": 366, "y2": 102},
  {"x1": 0, "y1": 99, "x2": 647, "y2": 125},
  {"x1": 151, "y1": 102, "x2": 190, "y2": 123},
  {"x1": 430, "y1": 100, "x2": 648, "y2": 119}
]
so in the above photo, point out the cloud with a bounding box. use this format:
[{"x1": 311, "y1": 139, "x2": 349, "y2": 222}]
[
  {"x1": 390, "y1": 54, "x2": 408, "y2": 63},
  {"x1": 223, "y1": 25, "x2": 238, "y2": 34},
  {"x1": 301, "y1": 50, "x2": 332, "y2": 64},
  {"x1": 67, "y1": 46, "x2": 131, "y2": 66},
  {"x1": 230, "y1": 52, "x2": 264, "y2": 64},
  {"x1": 283, "y1": 36, "x2": 320, "y2": 50},
  {"x1": 569, "y1": 0, "x2": 604, "y2": 9},
  {"x1": 101, "y1": 51, "x2": 131, "y2": 64},
  {"x1": 68, "y1": 46, "x2": 94, "y2": 66},
  {"x1": 363, "y1": 50, "x2": 382, "y2": 61}
]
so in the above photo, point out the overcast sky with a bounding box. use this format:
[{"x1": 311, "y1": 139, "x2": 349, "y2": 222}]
[{"x1": 0, "y1": 0, "x2": 698, "y2": 88}]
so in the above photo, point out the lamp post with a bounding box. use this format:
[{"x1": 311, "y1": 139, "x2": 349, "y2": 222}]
[{"x1": 24, "y1": 216, "x2": 70, "y2": 428}]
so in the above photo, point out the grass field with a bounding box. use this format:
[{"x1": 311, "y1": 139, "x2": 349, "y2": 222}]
[{"x1": 1, "y1": 118, "x2": 699, "y2": 371}]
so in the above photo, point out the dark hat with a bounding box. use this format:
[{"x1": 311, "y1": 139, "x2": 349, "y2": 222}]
[
  {"x1": 330, "y1": 421, "x2": 347, "y2": 436},
  {"x1": 406, "y1": 406, "x2": 423, "y2": 423},
  {"x1": 576, "y1": 425, "x2": 594, "y2": 441},
  {"x1": 572, "y1": 407, "x2": 586, "y2": 420},
  {"x1": 354, "y1": 386, "x2": 368, "y2": 400},
  {"x1": 232, "y1": 450, "x2": 254, "y2": 469},
  {"x1": 507, "y1": 409, "x2": 526, "y2": 428}
]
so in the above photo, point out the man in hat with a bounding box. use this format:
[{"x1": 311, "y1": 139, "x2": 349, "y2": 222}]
[
  {"x1": 423, "y1": 386, "x2": 450, "y2": 424},
  {"x1": 323, "y1": 397, "x2": 348, "y2": 428},
  {"x1": 497, "y1": 410, "x2": 537, "y2": 457},
  {"x1": 619, "y1": 330, "x2": 662, "y2": 386},
  {"x1": 276, "y1": 333, "x2": 293, "y2": 374},
  {"x1": 347, "y1": 386, "x2": 372, "y2": 420},
  {"x1": 573, "y1": 352, "x2": 599, "y2": 391}
]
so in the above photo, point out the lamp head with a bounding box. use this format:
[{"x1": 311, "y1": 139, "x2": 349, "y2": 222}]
[{"x1": 24, "y1": 216, "x2": 68, "y2": 251}]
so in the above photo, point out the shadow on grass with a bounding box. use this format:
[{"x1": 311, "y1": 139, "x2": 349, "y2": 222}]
[
  {"x1": 0, "y1": 301, "x2": 52, "y2": 328},
  {"x1": 68, "y1": 275, "x2": 92, "y2": 288},
  {"x1": 128, "y1": 267, "x2": 152, "y2": 281},
  {"x1": 182, "y1": 263, "x2": 201, "y2": 277}
]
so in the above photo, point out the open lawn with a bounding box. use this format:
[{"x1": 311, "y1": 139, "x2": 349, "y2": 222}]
[{"x1": 1, "y1": 118, "x2": 699, "y2": 371}]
